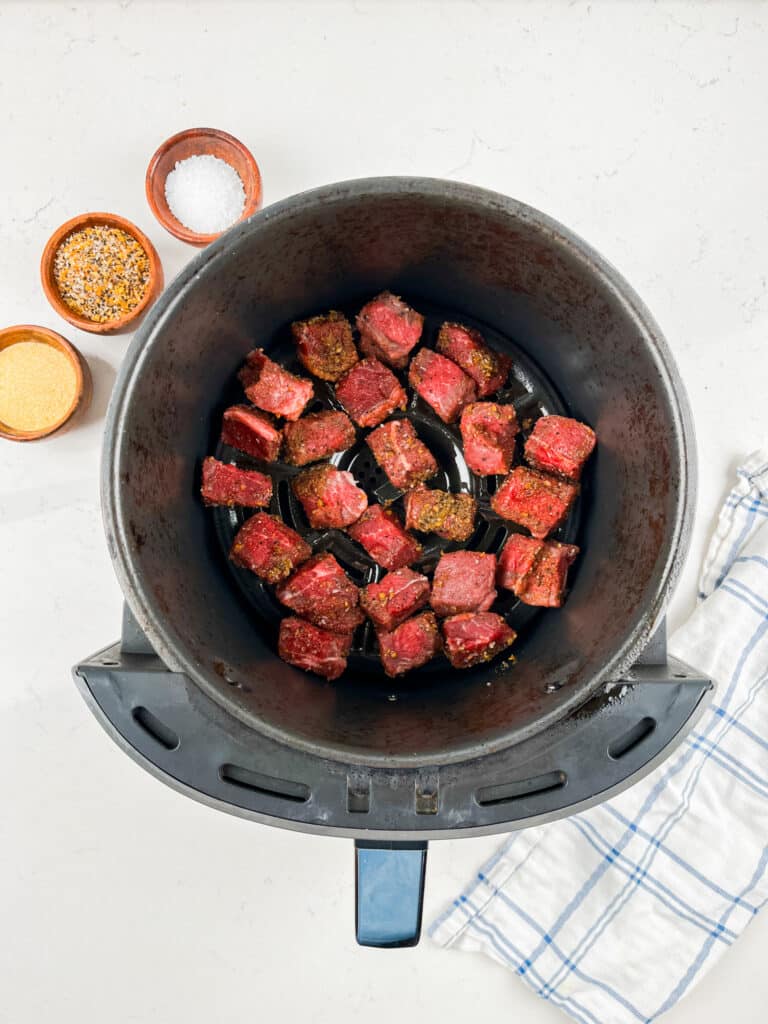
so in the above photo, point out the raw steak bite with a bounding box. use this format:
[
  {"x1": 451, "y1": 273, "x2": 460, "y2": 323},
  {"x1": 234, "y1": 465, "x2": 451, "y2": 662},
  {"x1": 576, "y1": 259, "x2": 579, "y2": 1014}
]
[
  {"x1": 442, "y1": 612, "x2": 517, "y2": 669},
  {"x1": 436, "y1": 322, "x2": 512, "y2": 398},
  {"x1": 275, "y1": 553, "x2": 364, "y2": 634},
  {"x1": 498, "y1": 536, "x2": 579, "y2": 607},
  {"x1": 491, "y1": 467, "x2": 577, "y2": 539},
  {"x1": 361, "y1": 568, "x2": 430, "y2": 631},
  {"x1": 335, "y1": 357, "x2": 407, "y2": 428},
  {"x1": 524, "y1": 415, "x2": 597, "y2": 481},
  {"x1": 356, "y1": 292, "x2": 424, "y2": 369},
  {"x1": 220, "y1": 405, "x2": 282, "y2": 462},
  {"x1": 377, "y1": 611, "x2": 441, "y2": 677},
  {"x1": 430, "y1": 551, "x2": 497, "y2": 616},
  {"x1": 291, "y1": 310, "x2": 358, "y2": 382},
  {"x1": 404, "y1": 487, "x2": 477, "y2": 543},
  {"x1": 497, "y1": 533, "x2": 542, "y2": 592},
  {"x1": 292, "y1": 464, "x2": 368, "y2": 528},
  {"x1": 366, "y1": 419, "x2": 438, "y2": 491},
  {"x1": 230, "y1": 512, "x2": 311, "y2": 583},
  {"x1": 283, "y1": 410, "x2": 355, "y2": 466},
  {"x1": 408, "y1": 348, "x2": 477, "y2": 424},
  {"x1": 278, "y1": 616, "x2": 352, "y2": 681},
  {"x1": 239, "y1": 348, "x2": 313, "y2": 421},
  {"x1": 460, "y1": 402, "x2": 518, "y2": 476},
  {"x1": 201, "y1": 457, "x2": 273, "y2": 508},
  {"x1": 347, "y1": 504, "x2": 422, "y2": 570}
]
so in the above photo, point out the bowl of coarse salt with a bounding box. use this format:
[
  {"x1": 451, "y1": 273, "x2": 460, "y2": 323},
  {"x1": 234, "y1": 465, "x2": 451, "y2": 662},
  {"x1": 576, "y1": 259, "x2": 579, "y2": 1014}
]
[{"x1": 146, "y1": 128, "x2": 262, "y2": 246}]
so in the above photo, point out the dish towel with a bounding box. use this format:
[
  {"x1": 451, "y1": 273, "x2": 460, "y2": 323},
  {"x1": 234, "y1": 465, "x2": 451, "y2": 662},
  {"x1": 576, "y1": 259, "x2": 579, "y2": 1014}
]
[{"x1": 430, "y1": 451, "x2": 768, "y2": 1024}]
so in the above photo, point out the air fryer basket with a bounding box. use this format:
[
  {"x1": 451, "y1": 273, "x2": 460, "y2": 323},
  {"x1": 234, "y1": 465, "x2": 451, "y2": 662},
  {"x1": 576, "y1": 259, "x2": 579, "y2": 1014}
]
[{"x1": 100, "y1": 178, "x2": 695, "y2": 765}]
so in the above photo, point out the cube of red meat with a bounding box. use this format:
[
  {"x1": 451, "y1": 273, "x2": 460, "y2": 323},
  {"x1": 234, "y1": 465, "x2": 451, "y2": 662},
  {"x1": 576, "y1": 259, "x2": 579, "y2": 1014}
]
[
  {"x1": 220, "y1": 405, "x2": 282, "y2": 462},
  {"x1": 239, "y1": 348, "x2": 313, "y2": 421},
  {"x1": 404, "y1": 488, "x2": 477, "y2": 543},
  {"x1": 291, "y1": 311, "x2": 358, "y2": 382},
  {"x1": 347, "y1": 504, "x2": 422, "y2": 570},
  {"x1": 335, "y1": 357, "x2": 407, "y2": 428},
  {"x1": 377, "y1": 611, "x2": 441, "y2": 677},
  {"x1": 361, "y1": 568, "x2": 430, "y2": 631},
  {"x1": 283, "y1": 411, "x2": 356, "y2": 466},
  {"x1": 442, "y1": 612, "x2": 517, "y2": 669},
  {"x1": 230, "y1": 512, "x2": 311, "y2": 583},
  {"x1": 408, "y1": 348, "x2": 477, "y2": 423},
  {"x1": 366, "y1": 419, "x2": 438, "y2": 491},
  {"x1": 436, "y1": 322, "x2": 512, "y2": 398},
  {"x1": 430, "y1": 551, "x2": 497, "y2": 616},
  {"x1": 524, "y1": 415, "x2": 597, "y2": 481},
  {"x1": 498, "y1": 534, "x2": 579, "y2": 606},
  {"x1": 292, "y1": 464, "x2": 368, "y2": 528},
  {"x1": 200, "y1": 457, "x2": 272, "y2": 508},
  {"x1": 460, "y1": 402, "x2": 518, "y2": 476},
  {"x1": 278, "y1": 617, "x2": 352, "y2": 681},
  {"x1": 356, "y1": 292, "x2": 424, "y2": 369},
  {"x1": 491, "y1": 467, "x2": 578, "y2": 539},
  {"x1": 275, "y1": 553, "x2": 364, "y2": 634},
  {"x1": 497, "y1": 533, "x2": 542, "y2": 592}
]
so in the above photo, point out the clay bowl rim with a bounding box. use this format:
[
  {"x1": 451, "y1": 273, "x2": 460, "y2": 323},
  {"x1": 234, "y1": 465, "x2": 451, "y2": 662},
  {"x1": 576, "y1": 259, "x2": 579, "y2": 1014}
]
[
  {"x1": 145, "y1": 127, "x2": 263, "y2": 247},
  {"x1": 0, "y1": 324, "x2": 92, "y2": 442},
  {"x1": 40, "y1": 212, "x2": 164, "y2": 335}
]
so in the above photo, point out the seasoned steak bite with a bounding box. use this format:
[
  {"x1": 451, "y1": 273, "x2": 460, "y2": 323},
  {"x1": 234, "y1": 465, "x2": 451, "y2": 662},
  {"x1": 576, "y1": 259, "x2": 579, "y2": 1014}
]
[
  {"x1": 278, "y1": 617, "x2": 352, "y2": 680},
  {"x1": 201, "y1": 457, "x2": 273, "y2": 508},
  {"x1": 230, "y1": 512, "x2": 311, "y2": 583},
  {"x1": 356, "y1": 292, "x2": 424, "y2": 369},
  {"x1": 497, "y1": 533, "x2": 542, "y2": 592},
  {"x1": 366, "y1": 419, "x2": 438, "y2": 492},
  {"x1": 291, "y1": 310, "x2": 358, "y2": 382},
  {"x1": 239, "y1": 348, "x2": 313, "y2": 421},
  {"x1": 524, "y1": 415, "x2": 597, "y2": 481},
  {"x1": 436, "y1": 322, "x2": 512, "y2": 398},
  {"x1": 497, "y1": 537, "x2": 579, "y2": 608},
  {"x1": 460, "y1": 402, "x2": 518, "y2": 476},
  {"x1": 361, "y1": 568, "x2": 430, "y2": 631},
  {"x1": 404, "y1": 487, "x2": 477, "y2": 543},
  {"x1": 283, "y1": 410, "x2": 355, "y2": 466},
  {"x1": 442, "y1": 612, "x2": 516, "y2": 669},
  {"x1": 292, "y1": 464, "x2": 368, "y2": 529},
  {"x1": 377, "y1": 611, "x2": 441, "y2": 677},
  {"x1": 220, "y1": 405, "x2": 282, "y2": 462},
  {"x1": 408, "y1": 348, "x2": 477, "y2": 423},
  {"x1": 335, "y1": 357, "x2": 407, "y2": 428},
  {"x1": 275, "y1": 553, "x2": 364, "y2": 634},
  {"x1": 347, "y1": 504, "x2": 422, "y2": 570},
  {"x1": 491, "y1": 466, "x2": 577, "y2": 539},
  {"x1": 430, "y1": 551, "x2": 497, "y2": 616}
]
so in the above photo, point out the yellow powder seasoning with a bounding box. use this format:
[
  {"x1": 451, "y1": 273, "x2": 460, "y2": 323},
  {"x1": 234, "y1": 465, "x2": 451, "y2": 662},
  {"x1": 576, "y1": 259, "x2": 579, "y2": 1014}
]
[{"x1": 0, "y1": 342, "x2": 78, "y2": 432}]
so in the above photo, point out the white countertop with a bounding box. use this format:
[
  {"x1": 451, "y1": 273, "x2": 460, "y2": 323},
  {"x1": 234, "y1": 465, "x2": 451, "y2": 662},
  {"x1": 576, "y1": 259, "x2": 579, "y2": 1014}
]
[{"x1": 2, "y1": 2, "x2": 766, "y2": 1021}]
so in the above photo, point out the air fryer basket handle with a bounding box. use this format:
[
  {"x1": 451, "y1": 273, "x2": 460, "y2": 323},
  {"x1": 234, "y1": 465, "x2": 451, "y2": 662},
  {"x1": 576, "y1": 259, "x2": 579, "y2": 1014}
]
[{"x1": 355, "y1": 840, "x2": 428, "y2": 948}]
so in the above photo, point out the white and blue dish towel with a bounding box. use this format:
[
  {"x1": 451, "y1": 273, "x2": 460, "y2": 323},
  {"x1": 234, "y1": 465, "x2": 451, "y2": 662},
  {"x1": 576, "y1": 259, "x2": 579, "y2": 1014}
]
[{"x1": 431, "y1": 452, "x2": 768, "y2": 1024}]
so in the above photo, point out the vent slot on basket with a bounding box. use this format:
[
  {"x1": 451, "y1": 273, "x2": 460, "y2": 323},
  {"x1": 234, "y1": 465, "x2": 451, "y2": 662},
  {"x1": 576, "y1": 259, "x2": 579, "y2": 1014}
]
[
  {"x1": 132, "y1": 706, "x2": 180, "y2": 751},
  {"x1": 220, "y1": 763, "x2": 310, "y2": 803},
  {"x1": 608, "y1": 717, "x2": 656, "y2": 760},
  {"x1": 476, "y1": 770, "x2": 566, "y2": 807}
]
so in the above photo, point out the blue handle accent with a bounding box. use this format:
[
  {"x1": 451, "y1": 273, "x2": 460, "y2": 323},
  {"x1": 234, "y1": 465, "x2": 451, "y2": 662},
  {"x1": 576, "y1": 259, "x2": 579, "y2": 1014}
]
[{"x1": 355, "y1": 840, "x2": 428, "y2": 947}]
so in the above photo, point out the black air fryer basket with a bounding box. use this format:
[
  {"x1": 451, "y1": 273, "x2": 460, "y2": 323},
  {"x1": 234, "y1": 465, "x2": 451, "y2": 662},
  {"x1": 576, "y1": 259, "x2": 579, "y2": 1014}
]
[{"x1": 75, "y1": 179, "x2": 710, "y2": 947}]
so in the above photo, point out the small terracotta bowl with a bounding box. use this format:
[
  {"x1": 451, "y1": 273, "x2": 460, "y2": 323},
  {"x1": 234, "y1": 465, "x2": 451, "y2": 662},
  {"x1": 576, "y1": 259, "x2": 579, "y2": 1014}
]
[
  {"x1": 40, "y1": 212, "x2": 164, "y2": 335},
  {"x1": 145, "y1": 127, "x2": 263, "y2": 246},
  {"x1": 0, "y1": 325, "x2": 92, "y2": 442}
]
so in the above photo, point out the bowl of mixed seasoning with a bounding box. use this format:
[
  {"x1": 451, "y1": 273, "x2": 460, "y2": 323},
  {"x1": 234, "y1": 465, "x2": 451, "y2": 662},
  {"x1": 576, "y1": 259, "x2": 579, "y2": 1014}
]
[
  {"x1": 145, "y1": 127, "x2": 262, "y2": 246},
  {"x1": 0, "y1": 324, "x2": 91, "y2": 441},
  {"x1": 40, "y1": 213, "x2": 163, "y2": 334}
]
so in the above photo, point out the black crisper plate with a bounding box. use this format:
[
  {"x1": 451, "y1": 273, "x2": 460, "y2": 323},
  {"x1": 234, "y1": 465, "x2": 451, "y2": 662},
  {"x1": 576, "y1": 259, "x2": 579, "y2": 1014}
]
[{"x1": 210, "y1": 299, "x2": 584, "y2": 688}]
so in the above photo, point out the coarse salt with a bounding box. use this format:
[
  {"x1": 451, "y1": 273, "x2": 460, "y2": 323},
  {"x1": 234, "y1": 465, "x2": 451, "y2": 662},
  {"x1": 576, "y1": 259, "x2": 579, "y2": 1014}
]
[{"x1": 164, "y1": 154, "x2": 246, "y2": 235}]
